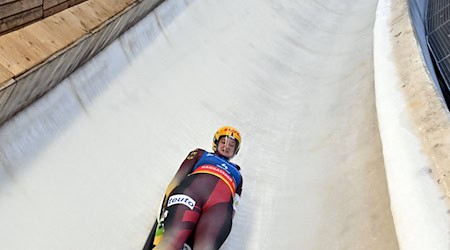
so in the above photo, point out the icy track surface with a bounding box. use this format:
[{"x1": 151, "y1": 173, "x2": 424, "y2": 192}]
[{"x1": 0, "y1": 0, "x2": 398, "y2": 249}]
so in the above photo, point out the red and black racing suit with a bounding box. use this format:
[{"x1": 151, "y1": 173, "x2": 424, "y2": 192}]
[{"x1": 156, "y1": 148, "x2": 243, "y2": 250}]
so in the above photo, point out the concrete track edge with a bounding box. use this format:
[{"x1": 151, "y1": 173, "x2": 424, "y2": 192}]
[{"x1": 374, "y1": 0, "x2": 450, "y2": 249}]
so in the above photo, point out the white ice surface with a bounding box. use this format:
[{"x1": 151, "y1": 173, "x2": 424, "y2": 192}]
[{"x1": 0, "y1": 0, "x2": 443, "y2": 249}]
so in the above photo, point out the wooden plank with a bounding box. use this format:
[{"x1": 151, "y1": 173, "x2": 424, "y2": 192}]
[
  {"x1": 0, "y1": 13, "x2": 87, "y2": 76},
  {"x1": 67, "y1": 0, "x2": 134, "y2": 31},
  {"x1": 0, "y1": 7, "x2": 42, "y2": 34},
  {"x1": 0, "y1": 63, "x2": 13, "y2": 88},
  {"x1": 43, "y1": 1, "x2": 69, "y2": 17},
  {"x1": 0, "y1": 0, "x2": 136, "y2": 77},
  {"x1": 0, "y1": 0, "x2": 17, "y2": 5},
  {"x1": 0, "y1": 34, "x2": 48, "y2": 75},
  {"x1": 0, "y1": 0, "x2": 42, "y2": 19},
  {"x1": 67, "y1": 0, "x2": 86, "y2": 7},
  {"x1": 32, "y1": 12, "x2": 88, "y2": 46},
  {"x1": 92, "y1": 0, "x2": 135, "y2": 15},
  {"x1": 43, "y1": 0, "x2": 66, "y2": 10},
  {"x1": 0, "y1": 0, "x2": 88, "y2": 34}
]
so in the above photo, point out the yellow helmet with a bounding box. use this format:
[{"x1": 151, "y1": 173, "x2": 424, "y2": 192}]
[{"x1": 212, "y1": 126, "x2": 242, "y2": 156}]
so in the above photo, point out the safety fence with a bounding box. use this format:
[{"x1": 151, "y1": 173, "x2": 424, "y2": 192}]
[
  {"x1": 408, "y1": 0, "x2": 449, "y2": 107},
  {"x1": 426, "y1": 0, "x2": 450, "y2": 108},
  {"x1": 410, "y1": 0, "x2": 450, "y2": 108},
  {"x1": 0, "y1": 0, "x2": 87, "y2": 35}
]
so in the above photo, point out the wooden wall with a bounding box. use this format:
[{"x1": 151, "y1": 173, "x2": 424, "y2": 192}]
[
  {"x1": 0, "y1": 0, "x2": 164, "y2": 125},
  {"x1": 0, "y1": 0, "x2": 87, "y2": 35}
]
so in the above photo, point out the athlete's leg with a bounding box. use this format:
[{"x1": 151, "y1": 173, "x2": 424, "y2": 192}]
[
  {"x1": 155, "y1": 175, "x2": 213, "y2": 249},
  {"x1": 155, "y1": 174, "x2": 234, "y2": 250},
  {"x1": 153, "y1": 202, "x2": 201, "y2": 250},
  {"x1": 193, "y1": 202, "x2": 233, "y2": 250},
  {"x1": 192, "y1": 177, "x2": 234, "y2": 250}
]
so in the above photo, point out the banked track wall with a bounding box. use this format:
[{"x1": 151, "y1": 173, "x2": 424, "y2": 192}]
[
  {"x1": 0, "y1": 0, "x2": 399, "y2": 249},
  {"x1": 5, "y1": 0, "x2": 450, "y2": 249}
]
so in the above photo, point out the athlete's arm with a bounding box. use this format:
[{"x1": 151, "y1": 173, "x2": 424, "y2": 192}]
[
  {"x1": 233, "y1": 166, "x2": 243, "y2": 218},
  {"x1": 162, "y1": 149, "x2": 205, "y2": 206}
]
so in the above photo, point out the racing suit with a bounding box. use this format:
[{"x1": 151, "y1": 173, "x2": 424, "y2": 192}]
[{"x1": 154, "y1": 148, "x2": 243, "y2": 250}]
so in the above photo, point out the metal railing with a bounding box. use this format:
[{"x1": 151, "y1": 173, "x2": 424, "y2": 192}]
[
  {"x1": 426, "y1": 0, "x2": 450, "y2": 108},
  {"x1": 409, "y1": 0, "x2": 450, "y2": 109}
]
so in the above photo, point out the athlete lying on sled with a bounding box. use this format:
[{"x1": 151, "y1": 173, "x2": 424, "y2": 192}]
[{"x1": 145, "y1": 126, "x2": 243, "y2": 250}]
